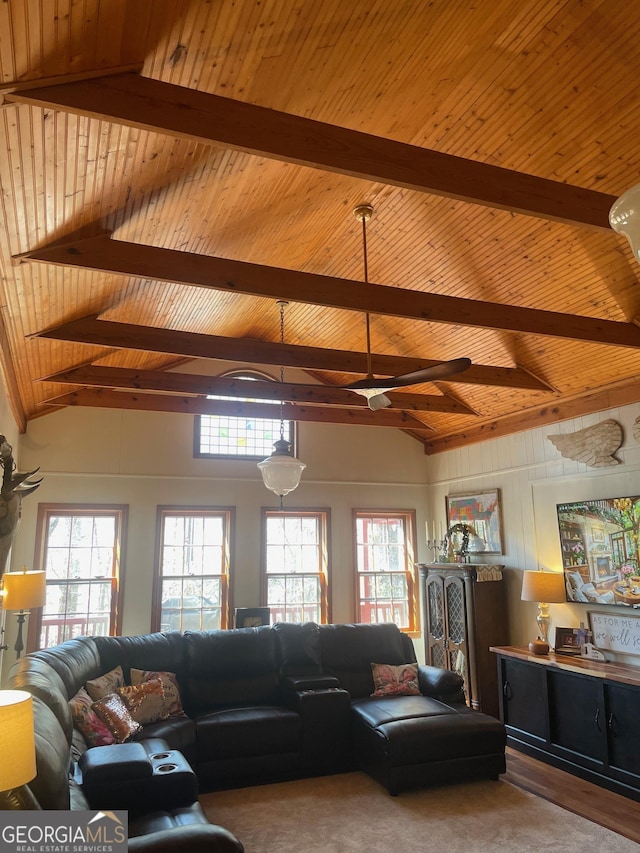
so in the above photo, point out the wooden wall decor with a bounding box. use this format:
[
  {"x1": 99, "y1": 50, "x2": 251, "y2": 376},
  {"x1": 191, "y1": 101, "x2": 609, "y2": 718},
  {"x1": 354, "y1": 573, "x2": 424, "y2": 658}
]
[{"x1": 547, "y1": 419, "x2": 622, "y2": 468}]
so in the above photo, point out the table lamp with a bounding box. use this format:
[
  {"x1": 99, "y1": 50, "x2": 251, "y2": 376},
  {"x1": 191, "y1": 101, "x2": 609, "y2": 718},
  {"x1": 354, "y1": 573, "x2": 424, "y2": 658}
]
[
  {"x1": 521, "y1": 569, "x2": 566, "y2": 654},
  {"x1": 0, "y1": 690, "x2": 36, "y2": 792},
  {"x1": 2, "y1": 569, "x2": 47, "y2": 658}
]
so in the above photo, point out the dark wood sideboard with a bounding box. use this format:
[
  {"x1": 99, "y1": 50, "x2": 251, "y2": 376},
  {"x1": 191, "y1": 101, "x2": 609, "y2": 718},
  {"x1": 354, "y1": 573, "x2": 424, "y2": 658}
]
[
  {"x1": 418, "y1": 563, "x2": 507, "y2": 719},
  {"x1": 492, "y1": 646, "x2": 640, "y2": 801}
]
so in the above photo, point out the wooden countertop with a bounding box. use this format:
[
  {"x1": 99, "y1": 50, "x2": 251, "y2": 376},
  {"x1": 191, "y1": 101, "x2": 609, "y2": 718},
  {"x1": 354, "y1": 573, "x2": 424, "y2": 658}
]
[{"x1": 490, "y1": 645, "x2": 640, "y2": 688}]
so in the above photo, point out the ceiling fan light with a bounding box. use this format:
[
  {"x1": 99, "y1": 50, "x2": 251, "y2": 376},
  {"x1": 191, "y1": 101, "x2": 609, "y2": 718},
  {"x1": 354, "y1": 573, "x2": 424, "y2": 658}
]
[
  {"x1": 257, "y1": 438, "x2": 306, "y2": 497},
  {"x1": 609, "y1": 183, "x2": 640, "y2": 263},
  {"x1": 351, "y1": 388, "x2": 393, "y2": 409},
  {"x1": 367, "y1": 393, "x2": 392, "y2": 410}
]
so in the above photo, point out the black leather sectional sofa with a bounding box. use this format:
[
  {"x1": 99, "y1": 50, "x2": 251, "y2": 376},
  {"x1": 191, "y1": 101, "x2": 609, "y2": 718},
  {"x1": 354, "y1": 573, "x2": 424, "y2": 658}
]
[{"x1": 5, "y1": 621, "x2": 506, "y2": 850}]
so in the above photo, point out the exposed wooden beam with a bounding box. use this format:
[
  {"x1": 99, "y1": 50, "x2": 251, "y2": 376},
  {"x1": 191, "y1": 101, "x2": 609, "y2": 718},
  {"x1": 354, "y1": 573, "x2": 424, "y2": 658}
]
[
  {"x1": 45, "y1": 388, "x2": 432, "y2": 429},
  {"x1": 35, "y1": 316, "x2": 550, "y2": 391},
  {"x1": 0, "y1": 65, "x2": 143, "y2": 106},
  {"x1": 6, "y1": 73, "x2": 615, "y2": 229},
  {"x1": 42, "y1": 365, "x2": 477, "y2": 414},
  {"x1": 21, "y1": 236, "x2": 640, "y2": 349},
  {"x1": 423, "y1": 376, "x2": 640, "y2": 454}
]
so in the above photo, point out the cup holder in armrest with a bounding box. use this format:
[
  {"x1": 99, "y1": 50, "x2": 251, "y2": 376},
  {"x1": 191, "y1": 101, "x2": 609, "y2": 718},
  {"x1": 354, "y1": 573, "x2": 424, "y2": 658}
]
[
  {"x1": 156, "y1": 763, "x2": 178, "y2": 773},
  {"x1": 151, "y1": 753, "x2": 170, "y2": 760}
]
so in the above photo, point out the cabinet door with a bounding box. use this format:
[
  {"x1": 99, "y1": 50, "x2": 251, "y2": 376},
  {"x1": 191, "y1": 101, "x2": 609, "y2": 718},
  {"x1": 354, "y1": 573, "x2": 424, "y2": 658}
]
[
  {"x1": 547, "y1": 670, "x2": 606, "y2": 765},
  {"x1": 501, "y1": 658, "x2": 547, "y2": 741},
  {"x1": 425, "y1": 576, "x2": 447, "y2": 669},
  {"x1": 606, "y1": 682, "x2": 640, "y2": 779},
  {"x1": 444, "y1": 576, "x2": 469, "y2": 697}
]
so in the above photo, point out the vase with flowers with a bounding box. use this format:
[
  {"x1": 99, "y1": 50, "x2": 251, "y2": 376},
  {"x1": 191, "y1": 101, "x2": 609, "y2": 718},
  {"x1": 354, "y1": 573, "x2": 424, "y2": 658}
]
[{"x1": 620, "y1": 562, "x2": 640, "y2": 586}]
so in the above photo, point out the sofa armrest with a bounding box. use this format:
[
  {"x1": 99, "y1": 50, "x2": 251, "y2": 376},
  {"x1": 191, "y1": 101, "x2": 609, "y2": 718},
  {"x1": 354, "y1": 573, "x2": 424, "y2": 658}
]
[
  {"x1": 418, "y1": 665, "x2": 465, "y2": 702},
  {"x1": 285, "y1": 687, "x2": 352, "y2": 773},
  {"x1": 128, "y1": 824, "x2": 243, "y2": 853},
  {"x1": 282, "y1": 674, "x2": 340, "y2": 692}
]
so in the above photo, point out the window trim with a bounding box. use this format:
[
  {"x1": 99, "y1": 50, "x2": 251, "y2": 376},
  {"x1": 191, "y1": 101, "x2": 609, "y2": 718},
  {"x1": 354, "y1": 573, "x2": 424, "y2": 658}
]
[
  {"x1": 352, "y1": 508, "x2": 420, "y2": 637},
  {"x1": 193, "y1": 369, "x2": 298, "y2": 460},
  {"x1": 152, "y1": 505, "x2": 235, "y2": 632},
  {"x1": 261, "y1": 507, "x2": 331, "y2": 624},
  {"x1": 27, "y1": 503, "x2": 128, "y2": 651}
]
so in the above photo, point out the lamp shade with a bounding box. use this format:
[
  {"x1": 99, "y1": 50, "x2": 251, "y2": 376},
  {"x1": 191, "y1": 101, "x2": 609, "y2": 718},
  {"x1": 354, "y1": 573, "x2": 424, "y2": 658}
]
[
  {"x1": 609, "y1": 183, "x2": 640, "y2": 263},
  {"x1": 0, "y1": 690, "x2": 36, "y2": 790},
  {"x1": 521, "y1": 570, "x2": 566, "y2": 603},
  {"x1": 2, "y1": 570, "x2": 47, "y2": 611},
  {"x1": 257, "y1": 439, "x2": 306, "y2": 497}
]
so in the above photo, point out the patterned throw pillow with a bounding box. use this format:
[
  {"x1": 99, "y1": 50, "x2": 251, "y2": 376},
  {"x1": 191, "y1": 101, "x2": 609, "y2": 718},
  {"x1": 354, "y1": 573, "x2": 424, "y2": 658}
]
[
  {"x1": 370, "y1": 662, "x2": 421, "y2": 697},
  {"x1": 91, "y1": 692, "x2": 141, "y2": 743},
  {"x1": 117, "y1": 679, "x2": 167, "y2": 725},
  {"x1": 85, "y1": 665, "x2": 125, "y2": 701},
  {"x1": 69, "y1": 687, "x2": 116, "y2": 747},
  {"x1": 130, "y1": 669, "x2": 185, "y2": 717}
]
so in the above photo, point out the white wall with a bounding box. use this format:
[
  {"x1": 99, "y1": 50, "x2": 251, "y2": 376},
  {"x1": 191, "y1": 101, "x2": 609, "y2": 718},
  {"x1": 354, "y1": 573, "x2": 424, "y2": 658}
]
[{"x1": 427, "y1": 401, "x2": 640, "y2": 662}]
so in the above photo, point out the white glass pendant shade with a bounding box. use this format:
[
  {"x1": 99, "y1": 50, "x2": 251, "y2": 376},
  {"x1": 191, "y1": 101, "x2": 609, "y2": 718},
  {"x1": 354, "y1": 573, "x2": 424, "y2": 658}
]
[
  {"x1": 609, "y1": 183, "x2": 640, "y2": 262},
  {"x1": 257, "y1": 438, "x2": 306, "y2": 497}
]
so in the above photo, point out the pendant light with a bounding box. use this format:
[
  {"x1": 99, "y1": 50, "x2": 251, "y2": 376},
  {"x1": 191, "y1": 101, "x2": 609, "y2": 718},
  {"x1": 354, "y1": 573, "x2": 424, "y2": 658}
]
[
  {"x1": 257, "y1": 300, "x2": 306, "y2": 508},
  {"x1": 609, "y1": 183, "x2": 640, "y2": 263}
]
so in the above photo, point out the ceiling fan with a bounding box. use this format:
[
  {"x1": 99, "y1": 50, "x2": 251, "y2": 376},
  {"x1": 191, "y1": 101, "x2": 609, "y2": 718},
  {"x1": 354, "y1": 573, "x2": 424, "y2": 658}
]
[{"x1": 342, "y1": 204, "x2": 471, "y2": 410}]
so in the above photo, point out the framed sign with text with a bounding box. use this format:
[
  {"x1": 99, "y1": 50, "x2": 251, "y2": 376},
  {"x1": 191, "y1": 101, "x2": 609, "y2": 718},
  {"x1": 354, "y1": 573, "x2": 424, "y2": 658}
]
[{"x1": 588, "y1": 610, "x2": 640, "y2": 656}]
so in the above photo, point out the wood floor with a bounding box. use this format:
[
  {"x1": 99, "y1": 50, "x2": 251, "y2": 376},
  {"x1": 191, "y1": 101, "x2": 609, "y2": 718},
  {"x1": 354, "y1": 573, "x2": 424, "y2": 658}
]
[{"x1": 504, "y1": 747, "x2": 640, "y2": 844}]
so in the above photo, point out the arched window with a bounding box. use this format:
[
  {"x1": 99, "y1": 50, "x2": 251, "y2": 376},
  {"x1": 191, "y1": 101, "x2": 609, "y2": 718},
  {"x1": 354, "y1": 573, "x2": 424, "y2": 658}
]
[{"x1": 195, "y1": 371, "x2": 296, "y2": 458}]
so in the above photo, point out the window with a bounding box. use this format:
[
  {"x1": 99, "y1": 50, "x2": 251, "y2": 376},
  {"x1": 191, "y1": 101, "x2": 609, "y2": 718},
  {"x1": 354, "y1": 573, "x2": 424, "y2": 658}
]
[
  {"x1": 30, "y1": 505, "x2": 127, "y2": 650},
  {"x1": 354, "y1": 510, "x2": 418, "y2": 633},
  {"x1": 153, "y1": 508, "x2": 233, "y2": 632},
  {"x1": 263, "y1": 510, "x2": 330, "y2": 624},
  {"x1": 195, "y1": 371, "x2": 295, "y2": 458}
]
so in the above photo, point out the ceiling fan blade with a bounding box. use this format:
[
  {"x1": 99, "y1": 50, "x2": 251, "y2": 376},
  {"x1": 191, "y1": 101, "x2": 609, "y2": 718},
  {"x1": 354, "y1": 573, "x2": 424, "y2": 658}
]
[{"x1": 343, "y1": 357, "x2": 472, "y2": 391}]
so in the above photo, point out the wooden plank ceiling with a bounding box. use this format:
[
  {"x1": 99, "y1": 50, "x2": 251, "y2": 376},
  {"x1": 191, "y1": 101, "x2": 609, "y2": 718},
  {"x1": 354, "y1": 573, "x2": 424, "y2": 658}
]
[{"x1": 0, "y1": 0, "x2": 639, "y2": 454}]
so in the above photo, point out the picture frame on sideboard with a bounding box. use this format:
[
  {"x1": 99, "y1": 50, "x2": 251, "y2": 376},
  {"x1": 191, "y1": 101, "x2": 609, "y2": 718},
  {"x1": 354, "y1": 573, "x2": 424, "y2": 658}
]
[{"x1": 554, "y1": 626, "x2": 581, "y2": 655}]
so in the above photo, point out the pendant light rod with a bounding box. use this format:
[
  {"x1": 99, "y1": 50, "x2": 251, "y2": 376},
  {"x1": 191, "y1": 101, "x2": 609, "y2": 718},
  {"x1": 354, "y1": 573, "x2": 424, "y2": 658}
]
[
  {"x1": 354, "y1": 204, "x2": 374, "y2": 379},
  {"x1": 276, "y1": 299, "x2": 288, "y2": 440}
]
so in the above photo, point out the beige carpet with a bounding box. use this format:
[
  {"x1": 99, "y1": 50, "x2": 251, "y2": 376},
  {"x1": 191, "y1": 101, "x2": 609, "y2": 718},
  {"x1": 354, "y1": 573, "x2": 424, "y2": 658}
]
[{"x1": 200, "y1": 772, "x2": 637, "y2": 853}]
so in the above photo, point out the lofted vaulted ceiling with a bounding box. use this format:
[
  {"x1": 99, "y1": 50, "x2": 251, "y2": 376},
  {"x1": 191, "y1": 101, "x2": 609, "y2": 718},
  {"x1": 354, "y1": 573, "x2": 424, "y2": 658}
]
[{"x1": 1, "y1": 0, "x2": 640, "y2": 454}]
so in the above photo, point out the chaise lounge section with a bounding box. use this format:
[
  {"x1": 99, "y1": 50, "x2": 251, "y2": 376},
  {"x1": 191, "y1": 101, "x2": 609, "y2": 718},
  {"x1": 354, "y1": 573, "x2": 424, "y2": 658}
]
[{"x1": 318, "y1": 622, "x2": 506, "y2": 795}]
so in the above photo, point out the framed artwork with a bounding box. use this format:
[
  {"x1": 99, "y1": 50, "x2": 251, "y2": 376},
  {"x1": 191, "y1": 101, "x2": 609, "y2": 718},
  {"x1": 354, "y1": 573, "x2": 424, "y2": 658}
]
[
  {"x1": 235, "y1": 607, "x2": 271, "y2": 628},
  {"x1": 554, "y1": 626, "x2": 581, "y2": 655},
  {"x1": 446, "y1": 489, "x2": 503, "y2": 555},
  {"x1": 557, "y1": 494, "x2": 640, "y2": 609}
]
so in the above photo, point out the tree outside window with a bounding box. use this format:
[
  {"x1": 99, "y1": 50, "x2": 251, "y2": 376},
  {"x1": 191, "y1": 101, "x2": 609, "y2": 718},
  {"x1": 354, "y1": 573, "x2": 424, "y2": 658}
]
[
  {"x1": 354, "y1": 510, "x2": 418, "y2": 633},
  {"x1": 263, "y1": 510, "x2": 330, "y2": 623},
  {"x1": 153, "y1": 508, "x2": 233, "y2": 632},
  {"x1": 30, "y1": 505, "x2": 127, "y2": 650}
]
